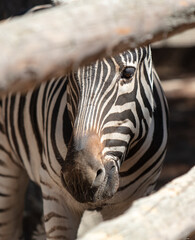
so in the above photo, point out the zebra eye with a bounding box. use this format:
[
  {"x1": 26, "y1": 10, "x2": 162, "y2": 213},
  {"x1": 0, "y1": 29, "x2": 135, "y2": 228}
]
[{"x1": 121, "y1": 67, "x2": 136, "y2": 80}]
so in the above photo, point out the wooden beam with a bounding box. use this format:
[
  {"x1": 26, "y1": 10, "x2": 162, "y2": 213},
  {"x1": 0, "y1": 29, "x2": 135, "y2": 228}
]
[
  {"x1": 0, "y1": 0, "x2": 195, "y2": 93},
  {"x1": 78, "y1": 166, "x2": 195, "y2": 240}
]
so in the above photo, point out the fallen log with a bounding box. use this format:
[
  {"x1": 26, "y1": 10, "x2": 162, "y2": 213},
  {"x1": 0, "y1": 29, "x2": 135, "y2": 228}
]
[
  {"x1": 0, "y1": 0, "x2": 195, "y2": 93},
  {"x1": 78, "y1": 166, "x2": 195, "y2": 240}
]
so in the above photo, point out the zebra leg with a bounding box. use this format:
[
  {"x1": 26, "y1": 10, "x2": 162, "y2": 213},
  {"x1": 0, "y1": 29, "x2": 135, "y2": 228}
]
[
  {"x1": 40, "y1": 181, "x2": 83, "y2": 240},
  {"x1": 0, "y1": 148, "x2": 29, "y2": 240}
]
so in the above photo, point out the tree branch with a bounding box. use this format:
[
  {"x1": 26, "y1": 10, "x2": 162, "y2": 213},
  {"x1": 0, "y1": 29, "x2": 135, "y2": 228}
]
[
  {"x1": 78, "y1": 166, "x2": 195, "y2": 240},
  {"x1": 0, "y1": 0, "x2": 195, "y2": 92}
]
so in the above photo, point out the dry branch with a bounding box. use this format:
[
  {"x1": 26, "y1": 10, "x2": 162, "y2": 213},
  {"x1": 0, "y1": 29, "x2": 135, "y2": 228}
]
[
  {"x1": 162, "y1": 77, "x2": 195, "y2": 99},
  {"x1": 0, "y1": 0, "x2": 195, "y2": 93},
  {"x1": 78, "y1": 166, "x2": 195, "y2": 240}
]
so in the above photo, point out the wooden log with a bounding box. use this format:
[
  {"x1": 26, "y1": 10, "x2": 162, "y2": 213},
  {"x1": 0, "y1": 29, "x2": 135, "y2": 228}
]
[
  {"x1": 78, "y1": 166, "x2": 195, "y2": 240},
  {"x1": 152, "y1": 28, "x2": 195, "y2": 47},
  {"x1": 162, "y1": 77, "x2": 195, "y2": 99},
  {"x1": 0, "y1": 0, "x2": 195, "y2": 93}
]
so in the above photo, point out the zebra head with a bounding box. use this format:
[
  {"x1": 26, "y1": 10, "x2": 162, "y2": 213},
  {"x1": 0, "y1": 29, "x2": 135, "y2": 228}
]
[{"x1": 61, "y1": 46, "x2": 154, "y2": 203}]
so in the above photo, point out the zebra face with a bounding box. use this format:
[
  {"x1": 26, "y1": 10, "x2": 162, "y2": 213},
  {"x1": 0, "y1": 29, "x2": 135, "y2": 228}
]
[{"x1": 61, "y1": 47, "x2": 154, "y2": 203}]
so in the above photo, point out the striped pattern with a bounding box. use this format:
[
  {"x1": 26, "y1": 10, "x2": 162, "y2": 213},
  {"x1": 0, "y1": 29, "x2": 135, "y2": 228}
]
[{"x1": 0, "y1": 46, "x2": 168, "y2": 239}]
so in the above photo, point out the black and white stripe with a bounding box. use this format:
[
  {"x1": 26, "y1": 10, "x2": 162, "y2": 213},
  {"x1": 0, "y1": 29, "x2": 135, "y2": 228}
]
[{"x1": 0, "y1": 46, "x2": 168, "y2": 239}]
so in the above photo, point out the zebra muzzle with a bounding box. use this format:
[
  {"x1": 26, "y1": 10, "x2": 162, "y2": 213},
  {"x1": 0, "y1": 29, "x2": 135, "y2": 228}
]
[
  {"x1": 61, "y1": 157, "x2": 119, "y2": 203},
  {"x1": 61, "y1": 133, "x2": 120, "y2": 203}
]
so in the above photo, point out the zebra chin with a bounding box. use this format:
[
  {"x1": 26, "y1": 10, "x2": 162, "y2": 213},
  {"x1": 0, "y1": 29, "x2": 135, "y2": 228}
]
[{"x1": 61, "y1": 167, "x2": 119, "y2": 203}]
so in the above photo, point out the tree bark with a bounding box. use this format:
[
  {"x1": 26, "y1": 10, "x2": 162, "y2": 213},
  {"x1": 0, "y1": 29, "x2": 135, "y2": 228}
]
[
  {"x1": 78, "y1": 166, "x2": 195, "y2": 240},
  {"x1": 0, "y1": 0, "x2": 195, "y2": 93}
]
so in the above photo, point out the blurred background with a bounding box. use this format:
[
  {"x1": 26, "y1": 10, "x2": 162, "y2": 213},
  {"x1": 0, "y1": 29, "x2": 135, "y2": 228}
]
[
  {"x1": 0, "y1": 0, "x2": 52, "y2": 20},
  {"x1": 151, "y1": 30, "x2": 195, "y2": 189},
  {"x1": 0, "y1": 1, "x2": 195, "y2": 239}
]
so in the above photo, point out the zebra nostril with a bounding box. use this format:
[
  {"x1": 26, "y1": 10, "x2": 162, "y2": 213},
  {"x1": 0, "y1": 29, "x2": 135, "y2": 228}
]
[
  {"x1": 92, "y1": 167, "x2": 105, "y2": 187},
  {"x1": 96, "y1": 169, "x2": 103, "y2": 177}
]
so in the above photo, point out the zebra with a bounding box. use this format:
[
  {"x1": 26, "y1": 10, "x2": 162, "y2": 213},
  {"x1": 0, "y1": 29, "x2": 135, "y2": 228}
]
[{"x1": 0, "y1": 46, "x2": 168, "y2": 240}]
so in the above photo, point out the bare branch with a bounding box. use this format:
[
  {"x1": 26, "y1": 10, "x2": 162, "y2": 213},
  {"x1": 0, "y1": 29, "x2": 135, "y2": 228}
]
[
  {"x1": 0, "y1": 0, "x2": 195, "y2": 92},
  {"x1": 78, "y1": 166, "x2": 195, "y2": 240},
  {"x1": 162, "y1": 77, "x2": 195, "y2": 99}
]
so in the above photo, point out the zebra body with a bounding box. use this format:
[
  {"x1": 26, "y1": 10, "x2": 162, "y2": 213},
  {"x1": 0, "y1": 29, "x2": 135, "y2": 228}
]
[{"x1": 0, "y1": 46, "x2": 168, "y2": 240}]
